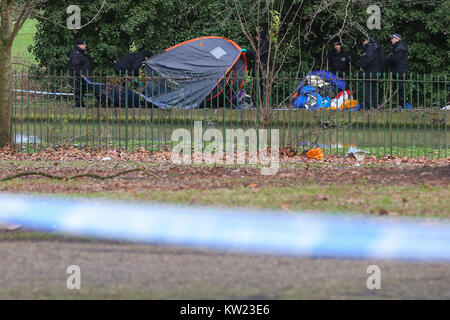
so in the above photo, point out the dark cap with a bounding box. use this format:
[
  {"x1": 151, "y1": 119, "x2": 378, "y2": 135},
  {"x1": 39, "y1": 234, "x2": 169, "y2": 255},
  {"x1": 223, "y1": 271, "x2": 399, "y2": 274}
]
[
  {"x1": 332, "y1": 38, "x2": 342, "y2": 46},
  {"x1": 75, "y1": 38, "x2": 86, "y2": 46},
  {"x1": 389, "y1": 33, "x2": 402, "y2": 40}
]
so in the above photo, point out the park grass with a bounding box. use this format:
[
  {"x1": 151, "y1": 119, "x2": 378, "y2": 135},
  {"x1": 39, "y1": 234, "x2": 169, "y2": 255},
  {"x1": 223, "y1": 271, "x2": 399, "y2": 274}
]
[
  {"x1": 71, "y1": 184, "x2": 449, "y2": 218},
  {"x1": 11, "y1": 102, "x2": 449, "y2": 129},
  {"x1": 0, "y1": 230, "x2": 69, "y2": 241},
  {"x1": 11, "y1": 101, "x2": 449, "y2": 158},
  {"x1": 11, "y1": 19, "x2": 37, "y2": 67},
  {"x1": 11, "y1": 139, "x2": 448, "y2": 158},
  {"x1": 1, "y1": 178, "x2": 448, "y2": 218}
]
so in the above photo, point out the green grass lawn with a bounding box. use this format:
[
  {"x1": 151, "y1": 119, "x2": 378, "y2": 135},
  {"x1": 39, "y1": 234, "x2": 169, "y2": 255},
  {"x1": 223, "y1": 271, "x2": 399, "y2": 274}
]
[
  {"x1": 11, "y1": 19, "x2": 37, "y2": 65},
  {"x1": 62, "y1": 184, "x2": 449, "y2": 218},
  {"x1": 1, "y1": 172, "x2": 448, "y2": 218}
]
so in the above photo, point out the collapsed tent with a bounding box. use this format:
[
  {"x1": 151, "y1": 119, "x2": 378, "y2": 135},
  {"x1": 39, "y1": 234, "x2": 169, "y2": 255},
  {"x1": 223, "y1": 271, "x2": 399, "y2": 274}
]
[
  {"x1": 85, "y1": 37, "x2": 247, "y2": 109},
  {"x1": 292, "y1": 70, "x2": 361, "y2": 111},
  {"x1": 83, "y1": 76, "x2": 148, "y2": 108},
  {"x1": 143, "y1": 37, "x2": 247, "y2": 109}
]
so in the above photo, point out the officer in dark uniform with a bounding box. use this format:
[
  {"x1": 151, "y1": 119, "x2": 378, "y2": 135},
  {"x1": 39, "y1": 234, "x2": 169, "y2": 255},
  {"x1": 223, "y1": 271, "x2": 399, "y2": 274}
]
[
  {"x1": 360, "y1": 34, "x2": 383, "y2": 109},
  {"x1": 114, "y1": 50, "x2": 152, "y2": 77},
  {"x1": 386, "y1": 33, "x2": 409, "y2": 109},
  {"x1": 68, "y1": 38, "x2": 92, "y2": 108},
  {"x1": 327, "y1": 41, "x2": 353, "y2": 77}
]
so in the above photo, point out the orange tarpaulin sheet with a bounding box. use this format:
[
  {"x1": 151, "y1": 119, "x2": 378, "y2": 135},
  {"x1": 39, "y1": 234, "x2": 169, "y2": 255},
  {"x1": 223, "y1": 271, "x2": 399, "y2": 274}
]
[{"x1": 305, "y1": 148, "x2": 324, "y2": 160}]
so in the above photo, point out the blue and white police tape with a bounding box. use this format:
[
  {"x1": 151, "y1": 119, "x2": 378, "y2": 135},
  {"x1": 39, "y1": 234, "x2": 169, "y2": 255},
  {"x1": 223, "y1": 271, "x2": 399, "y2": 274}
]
[
  {"x1": 11, "y1": 89, "x2": 74, "y2": 96},
  {"x1": 0, "y1": 194, "x2": 449, "y2": 261}
]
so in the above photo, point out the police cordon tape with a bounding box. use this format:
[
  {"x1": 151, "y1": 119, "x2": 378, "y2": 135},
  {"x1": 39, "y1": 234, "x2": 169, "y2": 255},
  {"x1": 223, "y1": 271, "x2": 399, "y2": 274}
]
[
  {"x1": 12, "y1": 89, "x2": 74, "y2": 96},
  {"x1": 1, "y1": 194, "x2": 449, "y2": 261}
]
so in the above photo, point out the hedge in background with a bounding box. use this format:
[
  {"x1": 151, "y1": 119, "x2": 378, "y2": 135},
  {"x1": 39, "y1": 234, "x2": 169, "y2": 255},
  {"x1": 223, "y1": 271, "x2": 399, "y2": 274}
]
[{"x1": 31, "y1": 0, "x2": 449, "y2": 75}]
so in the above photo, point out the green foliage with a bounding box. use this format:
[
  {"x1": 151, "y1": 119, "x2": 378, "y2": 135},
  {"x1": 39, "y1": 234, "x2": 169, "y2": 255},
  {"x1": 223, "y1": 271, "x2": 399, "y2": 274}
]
[
  {"x1": 31, "y1": 0, "x2": 449, "y2": 75},
  {"x1": 270, "y1": 10, "x2": 280, "y2": 45},
  {"x1": 32, "y1": 0, "x2": 133, "y2": 74},
  {"x1": 377, "y1": 0, "x2": 449, "y2": 75}
]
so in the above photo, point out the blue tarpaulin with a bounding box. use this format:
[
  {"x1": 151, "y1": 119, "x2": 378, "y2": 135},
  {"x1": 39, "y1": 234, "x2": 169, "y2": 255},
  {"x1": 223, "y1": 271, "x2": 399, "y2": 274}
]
[
  {"x1": 296, "y1": 70, "x2": 347, "y2": 94},
  {"x1": 292, "y1": 70, "x2": 363, "y2": 111}
]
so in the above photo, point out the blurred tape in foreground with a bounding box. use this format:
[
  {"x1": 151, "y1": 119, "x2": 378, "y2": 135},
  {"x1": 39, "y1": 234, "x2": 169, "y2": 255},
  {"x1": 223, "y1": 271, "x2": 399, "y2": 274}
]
[{"x1": 0, "y1": 194, "x2": 449, "y2": 261}]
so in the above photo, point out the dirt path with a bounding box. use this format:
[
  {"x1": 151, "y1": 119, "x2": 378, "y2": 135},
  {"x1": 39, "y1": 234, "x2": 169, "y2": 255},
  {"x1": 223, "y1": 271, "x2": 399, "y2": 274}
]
[{"x1": 1, "y1": 236, "x2": 449, "y2": 299}]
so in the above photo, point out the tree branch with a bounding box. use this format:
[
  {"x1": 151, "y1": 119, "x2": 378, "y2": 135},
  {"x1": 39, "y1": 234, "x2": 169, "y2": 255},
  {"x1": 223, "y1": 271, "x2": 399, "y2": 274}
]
[
  {"x1": 9, "y1": 0, "x2": 35, "y2": 45},
  {"x1": 0, "y1": 167, "x2": 160, "y2": 182}
]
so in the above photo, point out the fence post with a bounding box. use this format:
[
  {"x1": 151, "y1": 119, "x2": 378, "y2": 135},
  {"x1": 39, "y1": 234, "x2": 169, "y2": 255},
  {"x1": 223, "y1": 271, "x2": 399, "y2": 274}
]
[
  {"x1": 125, "y1": 70, "x2": 129, "y2": 150},
  {"x1": 445, "y1": 74, "x2": 448, "y2": 158},
  {"x1": 389, "y1": 72, "x2": 393, "y2": 156}
]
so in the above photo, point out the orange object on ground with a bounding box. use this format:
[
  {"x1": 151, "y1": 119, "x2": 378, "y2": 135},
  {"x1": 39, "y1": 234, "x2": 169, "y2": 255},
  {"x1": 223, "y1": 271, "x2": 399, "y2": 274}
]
[
  {"x1": 305, "y1": 148, "x2": 324, "y2": 160},
  {"x1": 344, "y1": 99, "x2": 359, "y2": 109}
]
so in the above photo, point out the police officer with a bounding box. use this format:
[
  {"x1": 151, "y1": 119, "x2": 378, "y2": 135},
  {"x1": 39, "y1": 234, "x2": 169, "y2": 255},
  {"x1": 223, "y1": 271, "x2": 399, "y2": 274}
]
[
  {"x1": 360, "y1": 34, "x2": 383, "y2": 109},
  {"x1": 114, "y1": 50, "x2": 152, "y2": 77},
  {"x1": 68, "y1": 38, "x2": 93, "y2": 108},
  {"x1": 386, "y1": 33, "x2": 409, "y2": 109},
  {"x1": 327, "y1": 41, "x2": 353, "y2": 77}
]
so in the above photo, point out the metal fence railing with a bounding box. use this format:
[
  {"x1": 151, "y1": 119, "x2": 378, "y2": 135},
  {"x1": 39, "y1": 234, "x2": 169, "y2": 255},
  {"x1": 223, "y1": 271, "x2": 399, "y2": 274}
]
[{"x1": 11, "y1": 71, "x2": 449, "y2": 158}]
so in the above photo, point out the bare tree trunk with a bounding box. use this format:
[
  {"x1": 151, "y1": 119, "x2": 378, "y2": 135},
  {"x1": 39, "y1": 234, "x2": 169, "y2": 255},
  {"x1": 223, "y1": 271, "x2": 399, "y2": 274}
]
[
  {"x1": 0, "y1": 44, "x2": 12, "y2": 147},
  {"x1": 0, "y1": 1, "x2": 13, "y2": 147}
]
